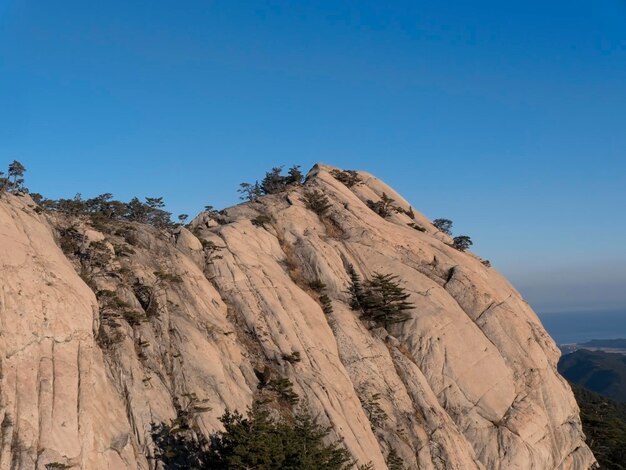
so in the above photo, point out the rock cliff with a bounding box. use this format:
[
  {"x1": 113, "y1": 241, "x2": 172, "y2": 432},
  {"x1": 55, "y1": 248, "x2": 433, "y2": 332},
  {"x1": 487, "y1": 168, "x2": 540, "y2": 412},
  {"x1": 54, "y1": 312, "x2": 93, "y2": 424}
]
[{"x1": 0, "y1": 164, "x2": 596, "y2": 469}]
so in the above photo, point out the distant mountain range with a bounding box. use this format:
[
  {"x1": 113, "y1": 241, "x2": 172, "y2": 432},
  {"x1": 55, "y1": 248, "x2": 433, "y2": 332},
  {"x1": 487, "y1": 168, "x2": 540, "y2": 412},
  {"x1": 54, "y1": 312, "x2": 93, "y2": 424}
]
[
  {"x1": 559, "y1": 346, "x2": 626, "y2": 468},
  {"x1": 559, "y1": 349, "x2": 626, "y2": 402}
]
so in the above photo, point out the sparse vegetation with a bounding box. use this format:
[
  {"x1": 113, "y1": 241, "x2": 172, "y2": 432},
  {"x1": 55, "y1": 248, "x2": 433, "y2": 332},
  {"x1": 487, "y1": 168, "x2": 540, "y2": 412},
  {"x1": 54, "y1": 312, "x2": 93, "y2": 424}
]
[
  {"x1": 154, "y1": 270, "x2": 184, "y2": 284},
  {"x1": 452, "y1": 235, "x2": 473, "y2": 252},
  {"x1": 309, "y1": 280, "x2": 334, "y2": 315},
  {"x1": 386, "y1": 448, "x2": 406, "y2": 470},
  {"x1": 0, "y1": 160, "x2": 27, "y2": 196},
  {"x1": 239, "y1": 165, "x2": 304, "y2": 201},
  {"x1": 282, "y1": 351, "x2": 302, "y2": 363},
  {"x1": 251, "y1": 214, "x2": 272, "y2": 228},
  {"x1": 268, "y1": 377, "x2": 300, "y2": 405},
  {"x1": 302, "y1": 189, "x2": 332, "y2": 216},
  {"x1": 366, "y1": 193, "x2": 398, "y2": 218},
  {"x1": 347, "y1": 267, "x2": 414, "y2": 329},
  {"x1": 33, "y1": 191, "x2": 176, "y2": 229},
  {"x1": 238, "y1": 181, "x2": 263, "y2": 201},
  {"x1": 360, "y1": 392, "x2": 388, "y2": 430},
  {"x1": 153, "y1": 401, "x2": 354, "y2": 470},
  {"x1": 330, "y1": 169, "x2": 362, "y2": 187},
  {"x1": 432, "y1": 218, "x2": 453, "y2": 235},
  {"x1": 319, "y1": 292, "x2": 334, "y2": 315},
  {"x1": 255, "y1": 366, "x2": 300, "y2": 405}
]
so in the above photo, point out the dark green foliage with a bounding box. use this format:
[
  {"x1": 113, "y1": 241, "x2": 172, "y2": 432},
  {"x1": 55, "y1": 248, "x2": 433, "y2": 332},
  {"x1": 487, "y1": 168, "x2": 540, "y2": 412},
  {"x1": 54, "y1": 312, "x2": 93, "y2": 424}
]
[
  {"x1": 239, "y1": 165, "x2": 303, "y2": 200},
  {"x1": 346, "y1": 265, "x2": 365, "y2": 312},
  {"x1": 34, "y1": 191, "x2": 175, "y2": 229},
  {"x1": 282, "y1": 351, "x2": 302, "y2": 363},
  {"x1": 58, "y1": 226, "x2": 83, "y2": 256},
  {"x1": 153, "y1": 402, "x2": 354, "y2": 470},
  {"x1": 386, "y1": 448, "x2": 405, "y2": 470},
  {"x1": 7, "y1": 160, "x2": 26, "y2": 192},
  {"x1": 255, "y1": 367, "x2": 300, "y2": 405},
  {"x1": 203, "y1": 205, "x2": 218, "y2": 214},
  {"x1": 1, "y1": 160, "x2": 28, "y2": 196},
  {"x1": 151, "y1": 420, "x2": 209, "y2": 469},
  {"x1": 310, "y1": 280, "x2": 334, "y2": 315},
  {"x1": 178, "y1": 214, "x2": 189, "y2": 224},
  {"x1": 261, "y1": 166, "x2": 289, "y2": 195},
  {"x1": 251, "y1": 214, "x2": 272, "y2": 228},
  {"x1": 360, "y1": 393, "x2": 388, "y2": 430},
  {"x1": 268, "y1": 377, "x2": 300, "y2": 405},
  {"x1": 319, "y1": 293, "x2": 334, "y2": 315},
  {"x1": 366, "y1": 193, "x2": 397, "y2": 218},
  {"x1": 481, "y1": 259, "x2": 491, "y2": 267},
  {"x1": 287, "y1": 165, "x2": 304, "y2": 185},
  {"x1": 308, "y1": 280, "x2": 326, "y2": 292},
  {"x1": 572, "y1": 384, "x2": 626, "y2": 469},
  {"x1": 302, "y1": 189, "x2": 332, "y2": 216},
  {"x1": 238, "y1": 182, "x2": 263, "y2": 201},
  {"x1": 452, "y1": 235, "x2": 473, "y2": 252},
  {"x1": 255, "y1": 366, "x2": 273, "y2": 388},
  {"x1": 97, "y1": 289, "x2": 145, "y2": 328},
  {"x1": 151, "y1": 394, "x2": 212, "y2": 469},
  {"x1": 406, "y1": 206, "x2": 415, "y2": 220},
  {"x1": 348, "y1": 269, "x2": 414, "y2": 329},
  {"x1": 330, "y1": 169, "x2": 362, "y2": 187},
  {"x1": 211, "y1": 403, "x2": 352, "y2": 470},
  {"x1": 432, "y1": 218, "x2": 453, "y2": 235}
]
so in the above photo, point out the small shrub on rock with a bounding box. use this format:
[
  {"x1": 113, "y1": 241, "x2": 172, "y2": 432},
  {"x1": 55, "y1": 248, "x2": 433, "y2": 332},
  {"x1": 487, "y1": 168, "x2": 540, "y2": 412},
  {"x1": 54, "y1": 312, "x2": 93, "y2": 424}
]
[{"x1": 302, "y1": 189, "x2": 332, "y2": 216}]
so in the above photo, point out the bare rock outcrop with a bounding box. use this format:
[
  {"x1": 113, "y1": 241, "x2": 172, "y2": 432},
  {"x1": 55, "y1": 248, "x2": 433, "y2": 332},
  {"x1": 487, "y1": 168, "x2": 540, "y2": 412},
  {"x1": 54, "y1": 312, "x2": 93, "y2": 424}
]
[{"x1": 0, "y1": 165, "x2": 595, "y2": 469}]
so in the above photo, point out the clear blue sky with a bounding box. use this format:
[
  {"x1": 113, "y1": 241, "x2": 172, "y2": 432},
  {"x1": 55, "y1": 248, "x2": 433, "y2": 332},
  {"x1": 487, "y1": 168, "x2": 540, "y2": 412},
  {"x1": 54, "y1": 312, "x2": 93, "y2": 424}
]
[{"x1": 1, "y1": 1, "x2": 625, "y2": 313}]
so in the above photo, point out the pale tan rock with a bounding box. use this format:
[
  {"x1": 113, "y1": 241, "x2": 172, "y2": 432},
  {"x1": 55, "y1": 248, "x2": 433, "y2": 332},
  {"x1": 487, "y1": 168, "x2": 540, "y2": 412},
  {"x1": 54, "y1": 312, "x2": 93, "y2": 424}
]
[{"x1": 0, "y1": 164, "x2": 596, "y2": 469}]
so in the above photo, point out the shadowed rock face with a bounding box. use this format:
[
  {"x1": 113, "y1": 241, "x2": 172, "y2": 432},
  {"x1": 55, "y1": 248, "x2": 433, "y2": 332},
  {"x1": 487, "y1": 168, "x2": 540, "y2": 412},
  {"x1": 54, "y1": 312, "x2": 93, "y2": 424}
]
[{"x1": 0, "y1": 164, "x2": 595, "y2": 469}]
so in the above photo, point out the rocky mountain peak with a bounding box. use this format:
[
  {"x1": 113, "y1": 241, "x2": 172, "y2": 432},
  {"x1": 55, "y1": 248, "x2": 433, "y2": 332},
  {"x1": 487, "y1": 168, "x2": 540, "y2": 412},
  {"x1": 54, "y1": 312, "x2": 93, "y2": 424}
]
[{"x1": 0, "y1": 164, "x2": 595, "y2": 469}]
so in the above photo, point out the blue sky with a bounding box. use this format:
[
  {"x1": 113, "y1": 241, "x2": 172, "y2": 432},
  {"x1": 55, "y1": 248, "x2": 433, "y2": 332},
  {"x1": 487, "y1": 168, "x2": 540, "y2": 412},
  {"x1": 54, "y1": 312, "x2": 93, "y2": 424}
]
[{"x1": 1, "y1": 1, "x2": 625, "y2": 313}]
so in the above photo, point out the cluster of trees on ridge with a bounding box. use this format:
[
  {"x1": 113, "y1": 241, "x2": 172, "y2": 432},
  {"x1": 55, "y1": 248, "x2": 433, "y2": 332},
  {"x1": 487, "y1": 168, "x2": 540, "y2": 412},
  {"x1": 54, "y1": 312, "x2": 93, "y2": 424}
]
[
  {"x1": 2, "y1": 160, "x2": 477, "y2": 256},
  {"x1": 150, "y1": 400, "x2": 380, "y2": 470}
]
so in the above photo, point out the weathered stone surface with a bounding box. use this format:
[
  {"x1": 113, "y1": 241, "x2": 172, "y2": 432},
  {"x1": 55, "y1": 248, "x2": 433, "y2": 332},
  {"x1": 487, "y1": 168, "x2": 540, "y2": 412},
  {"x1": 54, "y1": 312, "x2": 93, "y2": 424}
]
[{"x1": 0, "y1": 165, "x2": 596, "y2": 469}]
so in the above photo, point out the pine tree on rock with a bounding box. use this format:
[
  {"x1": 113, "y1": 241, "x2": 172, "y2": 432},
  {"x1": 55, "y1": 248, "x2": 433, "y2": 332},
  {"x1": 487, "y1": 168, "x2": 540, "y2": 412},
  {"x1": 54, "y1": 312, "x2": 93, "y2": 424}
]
[
  {"x1": 361, "y1": 273, "x2": 414, "y2": 328},
  {"x1": 346, "y1": 264, "x2": 366, "y2": 311},
  {"x1": 347, "y1": 267, "x2": 414, "y2": 329}
]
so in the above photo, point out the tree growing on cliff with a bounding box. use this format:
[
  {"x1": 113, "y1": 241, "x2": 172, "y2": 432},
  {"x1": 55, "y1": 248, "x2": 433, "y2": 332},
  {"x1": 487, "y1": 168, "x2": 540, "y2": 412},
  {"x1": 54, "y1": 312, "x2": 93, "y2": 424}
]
[
  {"x1": 152, "y1": 402, "x2": 354, "y2": 470},
  {"x1": 286, "y1": 165, "x2": 304, "y2": 185},
  {"x1": 239, "y1": 165, "x2": 303, "y2": 200},
  {"x1": 238, "y1": 181, "x2": 263, "y2": 201},
  {"x1": 302, "y1": 189, "x2": 332, "y2": 216},
  {"x1": 432, "y1": 218, "x2": 453, "y2": 235},
  {"x1": 348, "y1": 269, "x2": 414, "y2": 329},
  {"x1": 0, "y1": 160, "x2": 27, "y2": 197},
  {"x1": 366, "y1": 192, "x2": 397, "y2": 218},
  {"x1": 8, "y1": 160, "x2": 26, "y2": 191},
  {"x1": 452, "y1": 235, "x2": 473, "y2": 252}
]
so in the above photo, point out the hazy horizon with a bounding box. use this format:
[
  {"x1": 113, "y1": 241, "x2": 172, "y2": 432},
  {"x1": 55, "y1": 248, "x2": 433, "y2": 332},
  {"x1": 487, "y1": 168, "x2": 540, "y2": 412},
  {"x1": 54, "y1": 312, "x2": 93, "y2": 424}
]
[{"x1": 1, "y1": 1, "x2": 625, "y2": 314}]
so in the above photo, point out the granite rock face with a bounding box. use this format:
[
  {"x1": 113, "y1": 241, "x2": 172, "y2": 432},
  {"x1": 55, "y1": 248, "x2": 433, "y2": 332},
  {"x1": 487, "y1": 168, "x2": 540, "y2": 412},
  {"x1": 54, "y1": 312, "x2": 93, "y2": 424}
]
[{"x1": 0, "y1": 164, "x2": 596, "y2": 469}]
